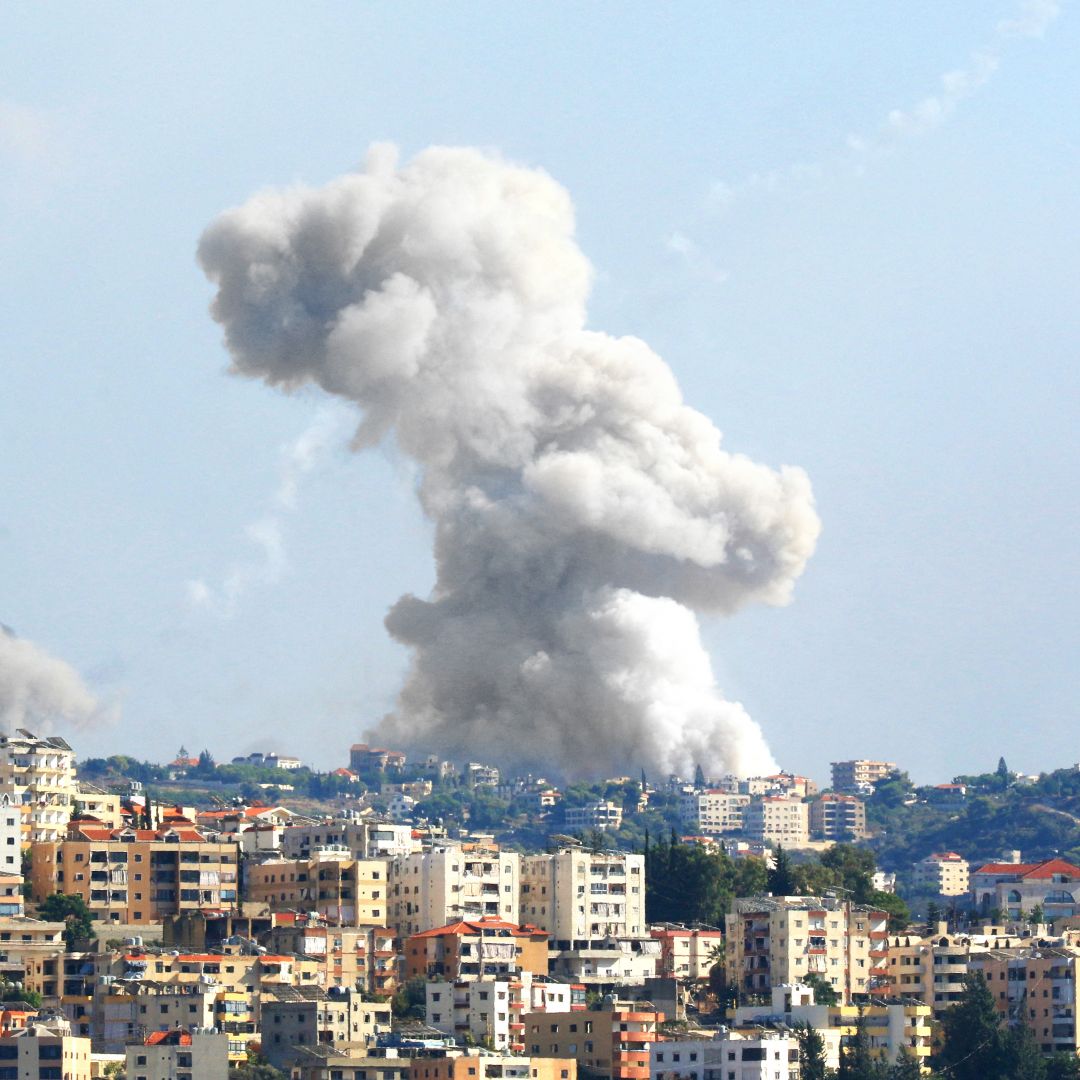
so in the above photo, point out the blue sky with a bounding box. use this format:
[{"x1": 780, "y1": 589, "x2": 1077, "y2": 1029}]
[{"x1": 2, "y1": 3, "x2": 1077, "y2": 783}]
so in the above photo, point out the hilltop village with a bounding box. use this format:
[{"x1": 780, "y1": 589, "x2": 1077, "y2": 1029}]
[{"x1": 2, "y1": 731, "x2": 1079, "y2": 1078}]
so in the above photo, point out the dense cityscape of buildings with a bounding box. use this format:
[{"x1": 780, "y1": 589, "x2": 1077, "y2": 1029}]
[{"x1": 0, "y1": 733, "x2": 1076, "y2": 1077}]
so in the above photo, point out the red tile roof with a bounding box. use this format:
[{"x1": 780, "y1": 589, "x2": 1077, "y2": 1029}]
[
  {"x1": 410, "y1": 916, "x2": 544, "y2": 940},
  {"x1": 146, "y1": 1030, "x2": 192, "y2": 1046},
  {"x1": 974, "y1": 857, "x2": 1080, "y2": 880}
]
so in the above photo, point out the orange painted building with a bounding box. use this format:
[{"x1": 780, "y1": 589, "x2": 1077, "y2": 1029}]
[{"x1": 405, "y1": 916, "x2": 549, "y2": 981}]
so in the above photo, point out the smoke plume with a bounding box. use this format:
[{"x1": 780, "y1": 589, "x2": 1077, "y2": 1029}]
[
  {"x1": 198, "y1": 145, "x2": 820, "y2": 778},
  {"x1": 0, "y1": 625, "x2": 103, "y2": 733}
]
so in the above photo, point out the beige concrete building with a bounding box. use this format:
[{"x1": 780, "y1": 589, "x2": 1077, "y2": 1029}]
[
  {"x1": 266, "y1": 919, "x2": 399, "y2": 997},
  {"x1": 0, "y1": 1020, "x2": 92, "y2": 1080},
  {"x1": 412, "y1": 1054, "x2": 576, "y2": 1080},
  {"x1": 0, "y1": 915, "x2": 67, "y2": 1000},
  {"x1": 650, "y1": 926, "x2": 725, "y2": 982},
  {"x1": 809, "y1": 794, "x2": 867, "y2": 840},
  {"x1": 880, "y1": 925, "x2": 1025, "y2": 1017},
  {"x1": 0, "y1": 731, "x2": 78, "y2": 843},
  {"x1": 971, "y1": 946, "x2": 1080, "y2": 1055},
  {"x1": 725, "y1": 896, "x2": 890, "y2": 1003},
  {"x1": 390, "y1": 845, "x2": 520, "y2": 938},
  {"x1": 830, "y1": 760, "x2": 897, "y2": 794},
  {"x1": 520, "y1": 849, "x2": 645, "y2": 946},
  {"x1": 246, "y1": 852, "x2": 390, "y2": 925},
  {"x1": 32, "y1": 823, "x2": 239, "y2": 924},
  {"x1": 912, "y1": 852, "x2": 970, "y2": 896},
  {"x1": 742, "y1": 796, "x2": 809, "y2": 847}
]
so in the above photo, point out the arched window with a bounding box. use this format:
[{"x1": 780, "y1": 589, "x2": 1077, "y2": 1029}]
[{"x1": 1007, "y1": 890, "x2": 1022, "y2": 904}]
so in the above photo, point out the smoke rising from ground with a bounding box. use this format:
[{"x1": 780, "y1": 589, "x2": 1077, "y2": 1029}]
[
  {"x1": 198, "y1": 145, "x2": 820, "y2": 778},
  {"x1": 0, "y1": 626, "x2": 103, "y2": 733}
]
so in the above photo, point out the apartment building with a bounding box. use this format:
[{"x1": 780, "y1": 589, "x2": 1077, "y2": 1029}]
[
  {"x1": 564, "y1": 802, "x2": 623, "y2": 833},
  {"x1": 725, "y1": 897, "x2": 889, "y2": 1003},
  {"x1": 809, "y1": 794, "x2": 867, "y2": 841},
  {"x1": 651, "y1": 1032, "x2": 800, "y2": 1080},
  {"x1": 390, "y1": 846, "x2": 520, "y2": 937},
  {"x1": 0, "y1": 916, "x2": 67, "y2": 1000},
  {"x1": 282, "y1": 819, "x2": 417, "y2": 860},
  {"x1": 260, "y1": 986, "x2": 389, "y2": 1072},
  {"x1": 125, "y1": 1029, "x2": 228, "y2": 1080},
  {"x1": 0, "y1": 731, "x2": 77, "y2": 843},
  {"x1": 245, "y1": 851, "x2": 390, "y2": 925},
  {"x1": 523, "y1": 1000, "x2": 660, "y2": 1080},
  {"x1": 730, "y1": 984, "x2": 931, "y2": 1072},
  {"x1": 830, "y1": 760, "x2": 897, "y2": 794},
  {"x1": 31, "y1": 822, "x2": 239, "y2": 924},
  {"x1": 267, "y1": 919, "x2": 399, "y2": 997},
  {"x1": 970, "y1": 946, "x2": 1080, "y2": 1055},
  {"x1": 650, "y1": 926, "x2": 724, "y2": 982},
  {"x1": 0, "y1": 794, "x2": 22, "y2": 874},
  {"x1": 678, "y1": 791, "x2": 750, "y2": 835},
  {"x1": 741, "y1": 796, "x2": 809, "y2": 847},
  {"x1": 912, "y1": 852, "x2": 970, "y2": 896},
  {"x1": 0, "y1": 1020, "x2": 91, "y2": 1080},
  {"x1": 520, "y1": 849, "x2": 645, "y2": 946},
  {"x1": 880, "y1": 925, "x2": 1024, "y2": 1017},
  {"x1": 412, "y1": 1054, "x2": 575, "y2": 1080},
  {"x1": 404, "y1": 915, "x2": 549, "y2": 981},
  {"x1": 64, "y1": 980, "x2": 254, "y2": 1060}
]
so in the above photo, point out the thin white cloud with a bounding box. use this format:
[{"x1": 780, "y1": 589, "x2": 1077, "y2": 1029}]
[
  {"x1": 665, "y1": 231, "x2": 730, "y2": 285},
  {"x1": 705, "y1": 0, "x2": 1062, "y2": 211},
  {"x1": 186, "y1": 406, "x2": 350, "y2": 618}
]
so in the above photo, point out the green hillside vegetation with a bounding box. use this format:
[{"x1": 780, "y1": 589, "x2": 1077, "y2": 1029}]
[{"x1": 868, "y1": 767, "x2": 1080, "y2": 880}]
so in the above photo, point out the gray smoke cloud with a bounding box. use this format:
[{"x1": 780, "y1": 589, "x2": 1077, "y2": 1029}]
[
  {"x1": 0, "y1": 625, "x2": 103, "y2": 733},
  {"x1": 198, "y1": 145, "x2": 821, "y2": 778}
]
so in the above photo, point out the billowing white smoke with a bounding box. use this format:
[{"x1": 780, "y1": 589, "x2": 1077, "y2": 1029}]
[
  {"x1": 198, "y1": 145, "x2": 820, "y2": 778},
  {"x1": 0, "y1": 626, "x2": 102, "y2": 733}
]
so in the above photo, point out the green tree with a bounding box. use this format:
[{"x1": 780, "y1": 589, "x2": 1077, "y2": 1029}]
[
  {"x1": 392, "y1": 975, "x2": 428, "y2": 1019},
  {"x1": 925, "y1": 900, "x2": 942, "y2": 927},
  {"x1": 837, "y1": 1011, "x2": 886, "y2": 1080},
  {"x1": 888, "y1": 1047, "x2": 922, "y2": 1080},
  {"x1": 1029, "y1": 903, "x2": 1045, "y2": 925},
  {"x1": 997, "y1": 756, "x2": 1011, "y2": 790},
  {"x1": 38, "y1": 893, "x2": 94, "y2": 948},
  {"x1": 1046, "y1": 1054, "x2": 1080, "y2": 1080},
  {"x1": 793, "y1": 1022, "x2": 829, "y2": 1080},
  {"x1": 936, "y1": 973, "x2": 1018, "y2": 1080},
  {"x1": 1001, "y1": 1020, "x2": 1047, "y2": 1080},
  {"x1": 232, "y1": 1050, "x2": 288, "y2": 1080},
  {"x1": 768, "y1": 845, "x2": 798, "y2": 897},
  {"x1": 869, "y1": 890, "x2": 910, "y2": 932},
  {"x1": 802, "y1": 972, "x2": 839, "y2": 1006}
]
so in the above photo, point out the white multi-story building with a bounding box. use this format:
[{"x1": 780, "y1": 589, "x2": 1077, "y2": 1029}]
[
  {"x1": 679, "y1": 790, "x2": 751, "y2": 835},
  {"x1": 390, "y1": 845, "x2": 520, "y2": 937},
  {"x1": 651, "y1": 1032, "x2": 800, "y2": 1080},
  {"x1": 425, "y1": 974, "x2": 574, "y2": 1052},
  {"x1": 0, "y1": 791, "x2": 23, "y2": 873},
  {"x1": 0, "y1": 731, "x2": 77, "y2": 843},
  {"x1": 520, "y1": 849, "x2": 645, "y2": 946},
  {"x1": 742, "y1": 796, "x2": 809, "y2": 847},
  {"x1": 564, "y1": 802, "x2": 623, "y2": 833},
  {"x1": 912, "y1": 852, "x2": 970, "y2": 896}
]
